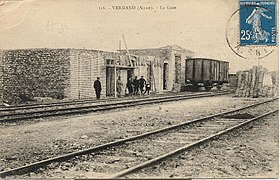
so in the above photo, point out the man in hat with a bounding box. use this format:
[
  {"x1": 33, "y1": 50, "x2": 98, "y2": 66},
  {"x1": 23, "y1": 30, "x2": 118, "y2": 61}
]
[{"x1": 93, "y1": 77, "x2": 102, "y2": 99}]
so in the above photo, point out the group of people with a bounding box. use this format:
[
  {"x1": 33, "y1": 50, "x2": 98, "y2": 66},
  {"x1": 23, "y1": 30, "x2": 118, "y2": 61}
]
[
  {"x1": 126, "y1": 76, "x2": 151, "y2": 96},
  {"x1": 93, "y1": 75, "x2": 151, "y2": 99}
]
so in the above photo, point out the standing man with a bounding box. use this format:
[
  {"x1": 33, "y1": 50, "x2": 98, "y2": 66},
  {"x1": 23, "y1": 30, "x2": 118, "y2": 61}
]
[
  {"x1": 133, "y1": 76, "x2": 139, "y2": 96},
  {"x1": 116, "y1": 76, "x2": 123, "y2": 97},
  {"x1": 126, "y1": 77, "x2": 134, "y2": 96},
  {"x1": 93, "y1": 77, "x2": 102, "y2": 99},
  {"x1": 139, "y1": 76, "x2": 146, "y2": 95}
]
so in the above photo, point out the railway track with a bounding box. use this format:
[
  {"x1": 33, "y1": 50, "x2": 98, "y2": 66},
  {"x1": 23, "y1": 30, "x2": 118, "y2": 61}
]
[
  {"x1": 0, "y1": 97, "x2": 277, "y2": 178},
  {"x1": 0, "y1": 92, "x2": 229, "y2": 123},
  {"x1": 2, "y1": 91, "x2": 220, "y2": 112},
  {"x1": 0, "y1": 91, "x2": 195, "y2": 112}
]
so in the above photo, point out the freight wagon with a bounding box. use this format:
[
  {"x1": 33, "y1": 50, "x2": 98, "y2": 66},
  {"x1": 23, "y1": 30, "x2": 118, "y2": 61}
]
[{"x1": 184, "y1": 58, "x2": 229, "y2": 91}]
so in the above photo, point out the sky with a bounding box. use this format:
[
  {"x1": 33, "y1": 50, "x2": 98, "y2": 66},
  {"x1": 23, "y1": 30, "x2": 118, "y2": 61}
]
[{"x1": 0, "y1": 0, "x2": 278, "y2": 72}]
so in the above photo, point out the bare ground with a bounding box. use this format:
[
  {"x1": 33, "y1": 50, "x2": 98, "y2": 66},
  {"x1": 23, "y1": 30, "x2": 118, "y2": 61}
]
[
  {"x1": 0, "y1": 95, "x2": 277, "y2": 175},
  {"x1": 128, "y1": 111, "x2": 279, "y2": 178}
]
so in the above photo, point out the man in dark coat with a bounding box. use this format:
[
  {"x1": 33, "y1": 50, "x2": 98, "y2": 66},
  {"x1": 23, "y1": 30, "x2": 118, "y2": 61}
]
[
  {"x1": 93, "y1": 77, "x2": 102, "y2": 99},
  {"x1": 126, "y1": 77, "x2": 134, "y2": 96},
  {"x1": 139, "y1": 76, "x2": 146, "y2": 95},
  {"x1": 133, "y1": 76, "x2": 139, "y2": 96}
]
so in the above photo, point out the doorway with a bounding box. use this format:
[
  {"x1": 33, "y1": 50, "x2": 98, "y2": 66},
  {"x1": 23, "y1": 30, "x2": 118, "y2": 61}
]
[
  {"x1": 163, "y1": 63, "x2": 169, "y2": 90},
  {"x1": 106, "y1": 68, "x2": 134, "y2": 97},
  {"x1": 106, "y1": 67, "x2": 115, "y2": 96},
  {"x1": 127, "y1": 69, "x2": 134, "y2": 82}
]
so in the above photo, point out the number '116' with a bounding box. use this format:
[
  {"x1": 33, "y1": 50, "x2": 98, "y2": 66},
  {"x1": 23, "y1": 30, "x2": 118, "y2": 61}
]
[{"x1": 240, "y1": 30, "x2": 252, "y2": 40}]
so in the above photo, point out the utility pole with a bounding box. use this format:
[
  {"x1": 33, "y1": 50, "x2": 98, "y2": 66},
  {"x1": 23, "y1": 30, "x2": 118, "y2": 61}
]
[
  {"x1": 114, "y1": 40, "x2": 122, "y2": 98},
  {"x1": 122, "y1": 35, "x2": 133, "y2": 66},
  {"x1": 114, "y1": 61, "x2": 117, "y2": 98},
  {"x1": 119, "y1": 40, "x2": 121, "y2": 51},
  {"x1": 78, "y1": 56, "x2": 80, "y2": 99}
]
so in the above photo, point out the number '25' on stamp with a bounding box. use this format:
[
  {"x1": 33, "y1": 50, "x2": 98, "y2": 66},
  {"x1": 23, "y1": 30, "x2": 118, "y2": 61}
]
[{"x1": 239, "y1": 0, "x2": 276, "y2": 46}]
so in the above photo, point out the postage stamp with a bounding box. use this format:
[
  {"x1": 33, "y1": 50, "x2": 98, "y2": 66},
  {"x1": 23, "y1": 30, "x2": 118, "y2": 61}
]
[{"x1": 239, "y1": 0, "x2": 277, "y2": 46}]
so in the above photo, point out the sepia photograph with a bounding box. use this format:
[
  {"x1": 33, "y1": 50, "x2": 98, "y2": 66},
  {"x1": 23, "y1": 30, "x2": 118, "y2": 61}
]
[{"x1": 0, "y1": 0, "x2": 278, "y2": 179}]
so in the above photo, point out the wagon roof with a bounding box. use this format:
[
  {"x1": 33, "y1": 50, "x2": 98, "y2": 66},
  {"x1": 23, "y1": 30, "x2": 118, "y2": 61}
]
[{"x1": 189, "y1": 58, "x2": 229, "y2": 63}]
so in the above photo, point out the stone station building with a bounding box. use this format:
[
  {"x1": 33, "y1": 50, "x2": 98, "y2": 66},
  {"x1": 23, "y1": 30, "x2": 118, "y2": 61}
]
[{"x1": 0, "y1": 45, "x2": 193, "y2": 104}]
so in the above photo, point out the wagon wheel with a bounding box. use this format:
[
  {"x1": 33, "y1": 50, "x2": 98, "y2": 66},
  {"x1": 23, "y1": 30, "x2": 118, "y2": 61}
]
[
  {"x1": 217, "y1": 85, "x2": 222, "y2": 91},
  {"x1": 192, "y1": 83, "x2": 199, "y2": 92},
  {"x1": 205, "y1": 86, "x2": 212, "y2": 91}
]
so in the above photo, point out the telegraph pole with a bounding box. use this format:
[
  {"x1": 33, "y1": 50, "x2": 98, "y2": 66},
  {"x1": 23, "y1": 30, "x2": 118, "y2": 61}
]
[
  {"x1": 119, "y1": 40, "x2": 121, "y2": 52},
  {"x1": 122, "y1": 35, "x2": 133, "y2": 66}
]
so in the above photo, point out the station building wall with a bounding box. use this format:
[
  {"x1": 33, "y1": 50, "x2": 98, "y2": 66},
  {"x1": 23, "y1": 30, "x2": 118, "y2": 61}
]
[
  {"x1": 121, "y1": 49, "x2": 170, "y2": 92},
  {"x1": 0, "y1": 49, "x2": 71, "y2": 104},
  {"x1": 68, "y1": 49, "x2": 107, "y2": 99},
  {"x1": 0, "y1": 46, "x2": 188, "y2": 104},
  {"x1": 133, "y1": 56, "x2": 163, "y2": 93},
  {"x1": 120, "y1": 46, "x2": 194, "y2": 92},
  {"x1": 0, "y1": 49, "x2": 115, "y2": 104}
]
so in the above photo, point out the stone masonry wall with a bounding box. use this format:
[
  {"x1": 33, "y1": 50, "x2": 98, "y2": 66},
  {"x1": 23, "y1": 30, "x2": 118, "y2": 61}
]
[
  {"x1": 171, "y1": 49, "x2": 192, "y2": 91},
  {"x1": 0, "y1": 48, "x2": 167, "y2": 104},
  {"x1": 133, "y1": 56, "x2": 163, "y2": 93},
  {"x1": 1, "y1": 47, "x2": 192, "y2": 104},
  {"x1": 2, "y1": 49, "x2": 70, "y2": 104},
  {"x1": 123, "y1": 48, "x2": 171, "y2": 62},
  {"x1": 120, "y1": 47, "x2": 193, "y2": 91},
  {"x1": 69, "y1": 49, "x2": 106, "y2": 99},
  {"x1": 120, "y1": 49, "x2": 171, "y2": 91}
]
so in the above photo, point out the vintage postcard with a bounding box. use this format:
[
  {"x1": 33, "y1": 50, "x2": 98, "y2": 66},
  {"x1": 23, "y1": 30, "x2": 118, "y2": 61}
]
[{"x1": 0, "y1": 0, "x2": 278, "y2": 179}]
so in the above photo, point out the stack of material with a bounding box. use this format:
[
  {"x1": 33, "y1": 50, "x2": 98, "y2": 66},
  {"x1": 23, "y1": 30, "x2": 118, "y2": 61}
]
[
  {"x1": 235, "y1": 66, "x2": 278, "y2": 98},
  {"x1": 269, "y1": 71, "x2": 279, "y2": 97}
]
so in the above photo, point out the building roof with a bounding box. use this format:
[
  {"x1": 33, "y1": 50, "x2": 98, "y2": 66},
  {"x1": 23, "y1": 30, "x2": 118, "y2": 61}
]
[
  {"x1": 119, "y1": 44, "x2": 194, "y2": 54},
  {"x1": 159, "y1": 45, "x2": 194, "y2": 54}
]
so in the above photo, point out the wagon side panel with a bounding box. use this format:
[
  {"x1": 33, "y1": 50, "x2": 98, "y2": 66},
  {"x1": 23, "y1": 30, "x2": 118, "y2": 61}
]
[
  {"x1": 219, "y1": 61, "x2": 227, "y2": 82},
  {"x1": 226, "y1": 62, "x2": 229, "y2": 82},
  {"x1": 202, "y1": 59, "x2": 211, "y2": 82},
  {"x1": 194, "y1": 59, "x2": 203, "y2": 82},
  {"x1": 185, "y1": 59, "x2": 194, "y2": 82},
  {"x1": 213, "y1": 60, "x2": 218, "y2": 82}
]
